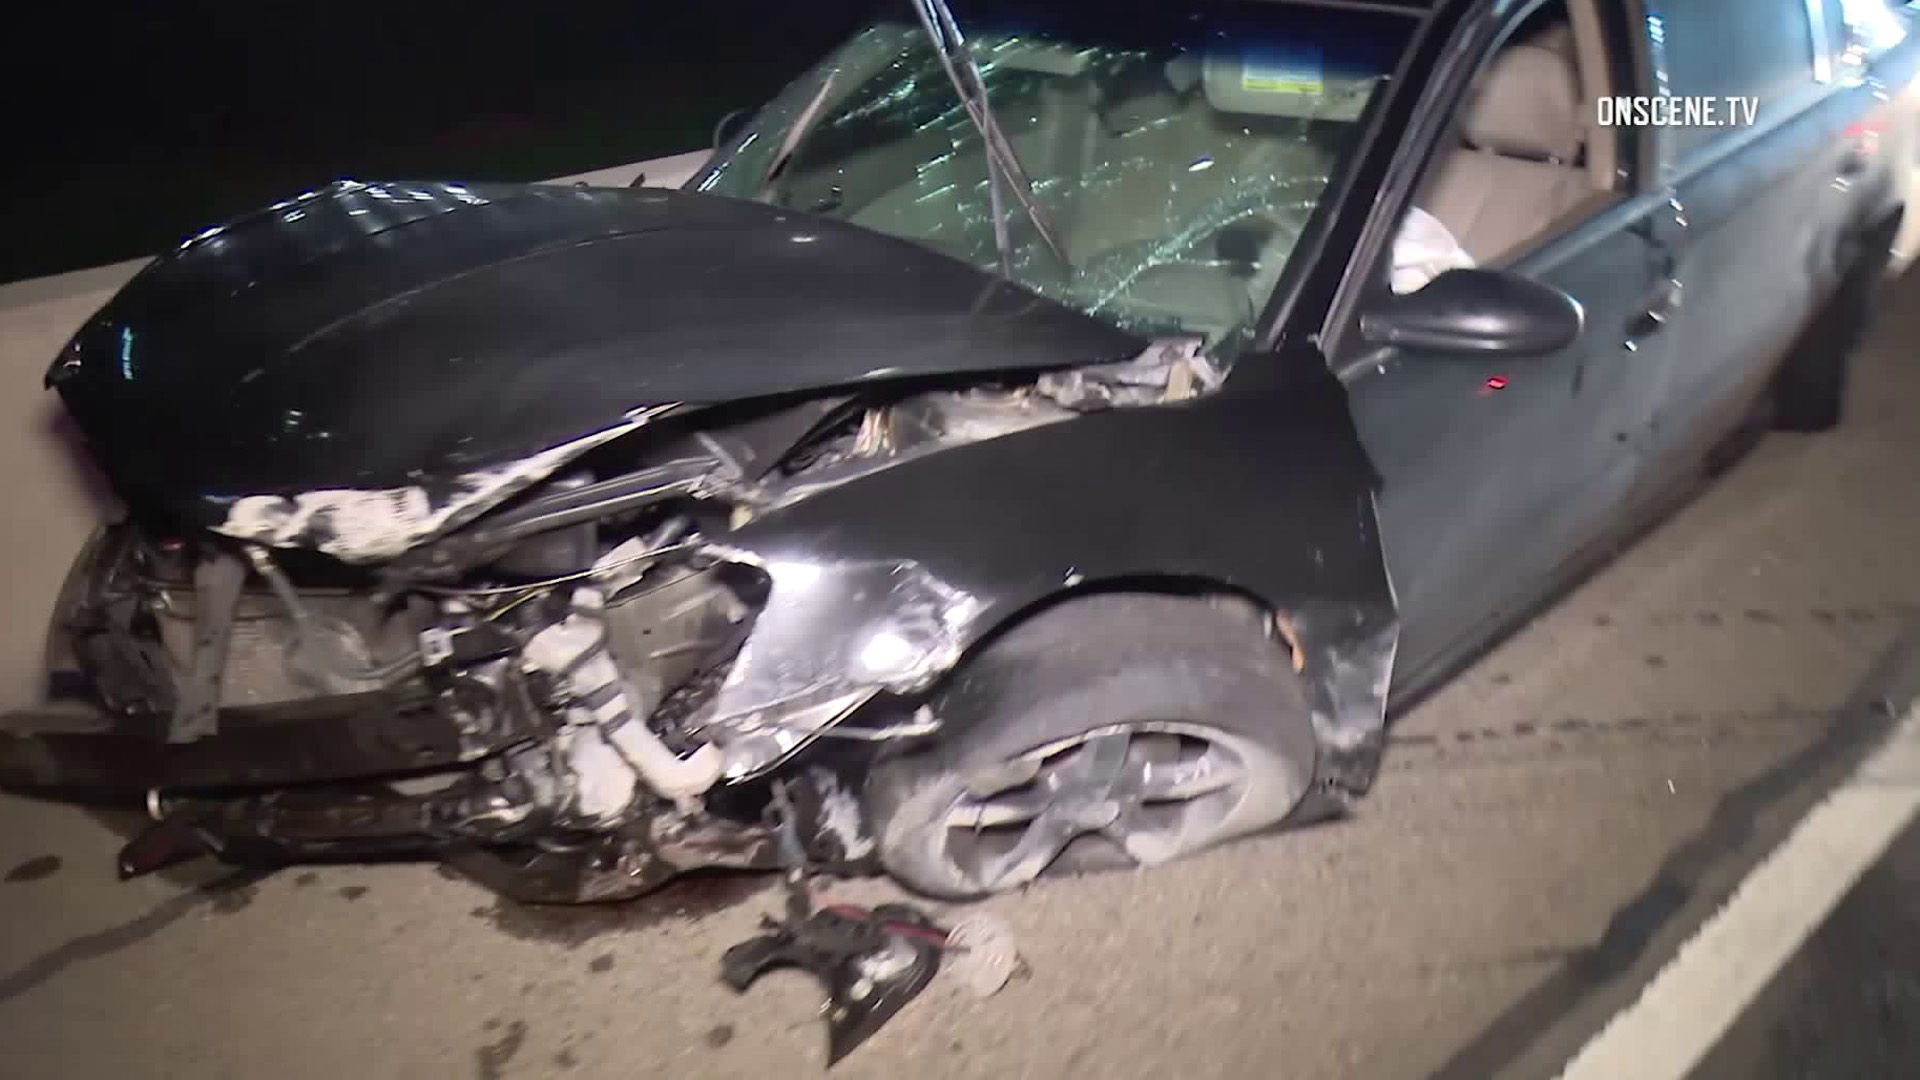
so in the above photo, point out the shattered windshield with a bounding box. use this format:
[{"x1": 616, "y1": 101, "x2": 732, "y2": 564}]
[{"x1": 693, "y1": 1, "x2": 1412, "y2": 347}]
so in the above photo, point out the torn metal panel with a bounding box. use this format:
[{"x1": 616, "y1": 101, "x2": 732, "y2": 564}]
[
  {"x1": 1033, "y1": 336, "x2": 1223, "y2": 408},
  {"x1": 685, "y1": 551, "x2": 982, "y2": 780},
  {"x1": 1285, "y1": 600, "x2": 1400, "y2": 800},
  {"x1": 757, "y1": 335, "x2": 1223, "y2": 517},
  {"x1": 209, "y1": 416, "x2": 659, "y2": 564},
  {"x1": 387, "y1": 456, "x2": 714, "y2": 581},
  {"x1": 696, "y1": 395, "x2": 855, "y2": 481}
]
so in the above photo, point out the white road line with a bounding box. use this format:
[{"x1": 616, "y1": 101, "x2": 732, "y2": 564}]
[{"x1": 1555, "y1": 699, "x2": 1920, "y2": 1080}]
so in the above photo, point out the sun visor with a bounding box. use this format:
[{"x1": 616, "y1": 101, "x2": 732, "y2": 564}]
[{"x1": 1202, "y1": 45, "x2": 1376, "y2": 122}]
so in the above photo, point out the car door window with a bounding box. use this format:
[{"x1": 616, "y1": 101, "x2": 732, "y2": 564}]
[
  {"x1": 1652, "y1": 0, "x2": 1823, "y2": 164},
  {"x1": 1406, "y1": 2, "x2": 1620, "y2": 274}
]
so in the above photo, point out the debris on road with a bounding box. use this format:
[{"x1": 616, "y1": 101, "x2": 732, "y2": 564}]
[
  {"x1": 719, "y1": 874, "x2": 943, "y2": 1066},
  {"x1": 945, "y1": 912, "x2": 1025, "y2": 998}
]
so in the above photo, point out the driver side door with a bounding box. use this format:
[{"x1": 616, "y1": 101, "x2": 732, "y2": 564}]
[{"x1": 1332, "y1": 7, "x2": 1679, "y2": 688}]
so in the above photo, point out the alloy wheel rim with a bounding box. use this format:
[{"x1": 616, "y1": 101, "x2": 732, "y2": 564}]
[{"x1": 938, "y1": 721, "x2": 1256, "y2": 892}]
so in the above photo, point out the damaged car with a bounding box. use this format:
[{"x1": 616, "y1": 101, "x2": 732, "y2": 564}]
[{"x1": 4, "y1": 0, "x2": 1914, "y2": 903}]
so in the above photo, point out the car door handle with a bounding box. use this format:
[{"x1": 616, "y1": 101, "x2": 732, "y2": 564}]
[
  {"x1": 1625, "y1": 279, "x2": 1683, "y2": 347},
  {"x1": 1838, "y1": 150, "x2": 1870, "y2": 178}
]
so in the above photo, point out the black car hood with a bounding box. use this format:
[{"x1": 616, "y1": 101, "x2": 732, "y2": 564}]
[{"x1": 49, "y1": 180, "x2": 1143, "y2": 511}]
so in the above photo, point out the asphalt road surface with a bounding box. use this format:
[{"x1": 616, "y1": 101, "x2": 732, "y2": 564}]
[{"x1": 1, "y1": 271, "x2": 1917, "y2": 1080}]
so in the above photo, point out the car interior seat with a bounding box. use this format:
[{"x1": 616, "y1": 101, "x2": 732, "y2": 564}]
[
  {"x1": 1530, "y1": 5, "x2": 1618, "y2": 193},
  {"x1": 1416, "y1": 40, "x2": 1601, "y2": 264}
]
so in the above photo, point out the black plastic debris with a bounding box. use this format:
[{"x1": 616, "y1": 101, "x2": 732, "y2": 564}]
[
  {"x1": 116, "y1": 812, "x2": 215, "y2": 880},
  {"x1": 719, "y1": 875, "x2": 944, "y2": 1066}
]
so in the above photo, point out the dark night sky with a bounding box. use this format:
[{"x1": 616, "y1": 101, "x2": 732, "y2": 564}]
[{"x1": 0, "y1": 2, "x2": 878, "y2": 281}]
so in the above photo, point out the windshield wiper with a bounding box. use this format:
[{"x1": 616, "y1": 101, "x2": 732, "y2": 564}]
[
  {"x1": 908, "y1": 0, "x2": 1069, "y2": 277},
  {"x1": 758, "y1": 72, "x2": 840, "y2": 202}
]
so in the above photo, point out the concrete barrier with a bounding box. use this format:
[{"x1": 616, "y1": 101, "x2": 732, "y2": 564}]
[{"x1": 0, "y1": 152, "x2": 709, "y2": 710}]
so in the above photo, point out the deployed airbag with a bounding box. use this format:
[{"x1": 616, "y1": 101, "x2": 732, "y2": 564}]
[{"x1": 1390, "y1": 206, "x2": 1477, "y2": 294}]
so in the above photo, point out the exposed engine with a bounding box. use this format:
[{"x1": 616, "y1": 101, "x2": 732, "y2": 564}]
[{"x1": 29, "y1": 341, "x2": 1224, "y2": 900}]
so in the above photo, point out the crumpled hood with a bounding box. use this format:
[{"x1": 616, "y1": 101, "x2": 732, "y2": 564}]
[{"x1": 48, "y1": 179, "x2": 1143, "y2": 519}]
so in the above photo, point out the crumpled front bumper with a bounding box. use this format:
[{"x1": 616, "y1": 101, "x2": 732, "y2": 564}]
[{"x1": 0, "y1": 683, "x2": 533, "y2": 792}]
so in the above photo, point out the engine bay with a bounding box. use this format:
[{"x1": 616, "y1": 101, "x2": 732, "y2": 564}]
[{"x1": 27, "y1": 340, "x2": 1224, "y2": 900}]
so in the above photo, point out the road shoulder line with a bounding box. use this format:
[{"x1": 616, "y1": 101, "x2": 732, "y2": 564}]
[{"x1": 1554, "y1": 699, "x2": 1920, "y2": 1080}]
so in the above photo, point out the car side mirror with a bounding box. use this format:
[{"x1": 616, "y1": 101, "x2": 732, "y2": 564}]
[
  {"x1": 712, "y1": 109, "x2": 753, "y2": 151},
  {"x1": 1359, "y1": 268, "x2": 1583, "y2": 358}
]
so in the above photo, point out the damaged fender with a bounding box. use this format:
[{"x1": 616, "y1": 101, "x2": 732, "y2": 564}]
[
  {"x1": 688, "y1": 555, "x2": 983, "y2": 780},
  {"x1": 706, "y1": 345, "x2": 1398, "y2": 795}
]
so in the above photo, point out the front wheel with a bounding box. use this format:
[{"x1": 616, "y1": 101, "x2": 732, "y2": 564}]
[{"x1": 866, "y1": 593, "x2": 1318, "y2": 900}]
